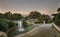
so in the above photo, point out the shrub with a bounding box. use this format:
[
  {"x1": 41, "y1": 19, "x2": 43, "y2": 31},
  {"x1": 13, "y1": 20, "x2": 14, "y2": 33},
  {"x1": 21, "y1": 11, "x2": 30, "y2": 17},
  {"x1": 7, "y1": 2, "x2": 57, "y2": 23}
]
[
  {"x1": 0, "y1": 19, "x2": 17, "y2": 32},
  {"x1": 0, "y1": 19, "x2": 8, "y2": 32},
  {"x1": 0, "y1": 35, "x2": 5, "y2": 37},
  {"x1": 22, "y1": 19, "x2": 28, "y2": 27},
  {"x1": 52, "y1": 13, "x2": 60, "y2": 26},
  {"x1": 54, "y1": 20, "x2": 60, "y2": 26}
]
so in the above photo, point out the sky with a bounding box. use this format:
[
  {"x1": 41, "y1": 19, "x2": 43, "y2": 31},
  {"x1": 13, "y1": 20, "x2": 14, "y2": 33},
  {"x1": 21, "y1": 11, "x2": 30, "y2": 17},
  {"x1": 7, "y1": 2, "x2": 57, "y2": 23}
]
[{"x1": 0, "y1": 0, "x2": 60, "y2": 15}]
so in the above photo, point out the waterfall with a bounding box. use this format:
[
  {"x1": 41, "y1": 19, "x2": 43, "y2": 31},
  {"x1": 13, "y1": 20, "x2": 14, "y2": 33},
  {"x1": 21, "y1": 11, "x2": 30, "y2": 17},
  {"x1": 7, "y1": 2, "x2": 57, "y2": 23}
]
[
  {"x1": 43, "y1": 21, "x2": 45, "y2": 24},
  {"x1": 18, "y1": 20, "x2": 25, "y2": 32}
]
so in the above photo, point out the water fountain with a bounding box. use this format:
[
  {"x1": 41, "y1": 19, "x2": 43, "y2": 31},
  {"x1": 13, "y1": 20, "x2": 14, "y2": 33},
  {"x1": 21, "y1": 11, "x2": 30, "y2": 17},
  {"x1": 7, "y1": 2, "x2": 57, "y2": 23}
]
[
  {"x1": 18, "y1": 20, "x2": 25, "y2": 32},
  {"x1": 43, "y1": 21, "x2": 45, "y2": 24}
]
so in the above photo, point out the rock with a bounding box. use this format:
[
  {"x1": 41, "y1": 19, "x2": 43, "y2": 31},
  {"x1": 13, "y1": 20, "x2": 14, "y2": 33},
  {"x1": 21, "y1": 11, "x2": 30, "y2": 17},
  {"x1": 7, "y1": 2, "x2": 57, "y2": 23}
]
[{"x1": 0, "y1": 31, "x2": 7, "y2": 37}]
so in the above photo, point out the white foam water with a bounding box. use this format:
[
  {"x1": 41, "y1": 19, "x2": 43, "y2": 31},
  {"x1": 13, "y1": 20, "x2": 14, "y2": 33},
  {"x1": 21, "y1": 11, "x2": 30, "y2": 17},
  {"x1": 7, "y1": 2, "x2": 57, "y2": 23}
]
[{"x1": 18, "y1": 20, "x2": 25, "y2": 32}]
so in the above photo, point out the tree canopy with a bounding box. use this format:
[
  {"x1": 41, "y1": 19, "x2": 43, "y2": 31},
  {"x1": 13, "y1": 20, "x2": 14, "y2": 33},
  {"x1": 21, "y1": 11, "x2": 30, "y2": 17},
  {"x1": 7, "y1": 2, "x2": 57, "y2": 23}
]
[
  {"x1": 0, "y1": 11, "x2": 23, "y2": 20},
  {"x1": 52, "y1": 8, "x2": 60, "y2": 26},
  {"x1": 29, "y1": 11, "x2": 41, "y2": 19},
  {"x1": 57, "y1": 8, "x2": 60, "y2": 12}
]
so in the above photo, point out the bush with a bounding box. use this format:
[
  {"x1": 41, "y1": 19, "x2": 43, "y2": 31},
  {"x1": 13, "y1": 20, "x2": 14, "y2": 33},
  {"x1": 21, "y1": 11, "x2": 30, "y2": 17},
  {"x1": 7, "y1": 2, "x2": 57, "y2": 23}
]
[
  {"x1": 52, "y1": 13, "x2": 60, "y2": 26},
  {"x1": 54, "y1": 20, "x2": 60, "y2": 26},
  {"x1": 0, "y1": 19, "x2": 17, "y2": 32},
  {"x1": 22, "y1": 19, "x2": 28, "y2": 27},
  {"x1": 7, "y1": 21, "x2": 16, "y2": 28},
  {"x1": 0, "y1": 34, "x2": 6, "y2": 37},
  {"x1": 0, "y1": 19, "x2": 8, "y2": 32}
]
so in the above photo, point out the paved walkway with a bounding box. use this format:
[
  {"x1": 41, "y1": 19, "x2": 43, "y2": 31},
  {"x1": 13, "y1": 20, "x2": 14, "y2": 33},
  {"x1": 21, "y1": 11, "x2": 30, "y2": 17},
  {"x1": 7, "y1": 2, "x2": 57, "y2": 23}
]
[{"x1": 15, "y1": 24, "x2": 60, "y2": 37}]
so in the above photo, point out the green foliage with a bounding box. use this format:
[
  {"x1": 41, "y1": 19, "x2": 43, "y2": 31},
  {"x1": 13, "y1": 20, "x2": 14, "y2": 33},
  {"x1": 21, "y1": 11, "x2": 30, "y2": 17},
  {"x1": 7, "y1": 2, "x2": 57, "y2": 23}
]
[
  {"x1": 29, "y1": 11, "x2": 41, "y2": 19},
  {"x1": 37, "y1": 14, "x2": 51, "y2": 23},
  {"x1": 12, "y1": 13, "x2": 23, "y2": 20},
  {"x1": 57, "y1": 8, "x2": 60, "y2": 12},
  {"x1": 8, "y1": 21, "x2": 15, "y2": 28},
  {"x1": 52, "y1": 13, "x2": 60, "y2": 25},
  {"x1": 28, "y1": 11, "x2": 51, "y2": 23},
  {"x1": 7, "y1": 27, "x2": 18, "y2": 37},
  {"x1": 0, "y1": 19, "x2": 16, "y2": 32},
  {"x1": 52, "y1": 8, "x2": 60, "y2": 25},
  {"x1": 0, "y1": 11, "x2": 23, "y2": 21},
  {"x1": 22, "y1": 19, "x2": 28, "y2": 27},
  {"x1": 37, "y1": 17, "x2": 44, "y2": 23},
  {"x1": 4, "y1": 11, "x2": 12, "y2": 20},
  {"x1": 0, "y1": 19, "x2": 8, "y2": 32},
  {"x1": 54, "y1": 20, "x2": 60, "y2": 26},
  {"x1": 0, "y1": 34, "x2": 6, "y2": 37},
  {"x1": 24, "y1": 16, "x2": 29, "y2": 20},
  {"x1": 0, "y1": 13, "x2": 5, "y2": 19}
]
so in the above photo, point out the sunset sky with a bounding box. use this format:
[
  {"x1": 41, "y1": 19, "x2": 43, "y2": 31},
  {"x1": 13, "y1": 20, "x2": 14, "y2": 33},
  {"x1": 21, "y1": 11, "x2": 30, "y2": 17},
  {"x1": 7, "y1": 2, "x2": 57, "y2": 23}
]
[{"x1": 0, "y1": 0, "x2": 60, "y2": 15}]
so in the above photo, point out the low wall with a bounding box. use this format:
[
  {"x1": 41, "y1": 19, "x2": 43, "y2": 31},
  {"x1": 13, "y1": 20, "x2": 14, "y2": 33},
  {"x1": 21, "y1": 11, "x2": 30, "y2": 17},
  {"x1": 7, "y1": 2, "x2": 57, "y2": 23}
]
[
  {"x1": 52, "y1": 23, "x2": 60, "y2": 33},
  {"x1": 52, "y1": 23, "x2": 60, "y2": 37}
]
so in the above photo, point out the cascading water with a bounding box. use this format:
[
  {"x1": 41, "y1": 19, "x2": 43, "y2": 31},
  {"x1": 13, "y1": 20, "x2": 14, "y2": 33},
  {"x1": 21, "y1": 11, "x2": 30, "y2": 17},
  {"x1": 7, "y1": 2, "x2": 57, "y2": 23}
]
[
  {"x1": 43, "y1": 21, "x2": 45, "y2": 24},
  {"x1": 18, "y1": 20, "x2": 25, "y2": 32}
]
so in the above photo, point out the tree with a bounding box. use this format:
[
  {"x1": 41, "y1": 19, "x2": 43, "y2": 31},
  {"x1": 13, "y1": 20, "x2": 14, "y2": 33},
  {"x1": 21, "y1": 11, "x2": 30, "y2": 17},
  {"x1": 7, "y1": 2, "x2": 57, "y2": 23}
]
[
  {"x1": 0, "y1": 13, "x2": 5, "y2": 19},
  {"x1": 4, "y1": 11, "x2": 12, "y2": 20},
  {"x1": 0, "y1": 19, "x2": 17, "y2": 32},
  {"x1": 12, "y1": 13, "x2": 23, "y2": 20},
  {"x1": 0, "y1": 19, "x2": 8, "y2": 32},
  {"x1": 45, "y1": 15, "x2": 51, "y2": 23},
  {"x1": 0, "y1": 19, "x2": 18, "y2": 37},
  {"x1": 52, "y1": 8, "x2": 60, "y2": 26},
  {"x1": 37, "y1": 14, "x2": 51, "y2": 23},
  {"x1": 3, "y1": 11, "x2": 23, "y2": 20},
  {"x1": 57, "y1": 8, "x2": 60, "y2": 12},
  {"x1": 24, "y1": 16, "x2": 29, "y2": 20},
  {"x1": 29, "y1": 11, "x2": 41, "y2": 19},
  {"x1": 22, "y1": 19, "x2": 28, "y2": 27},
  {"x1": 53, "y1": 14, "x2": 60, "y2": 25}
]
